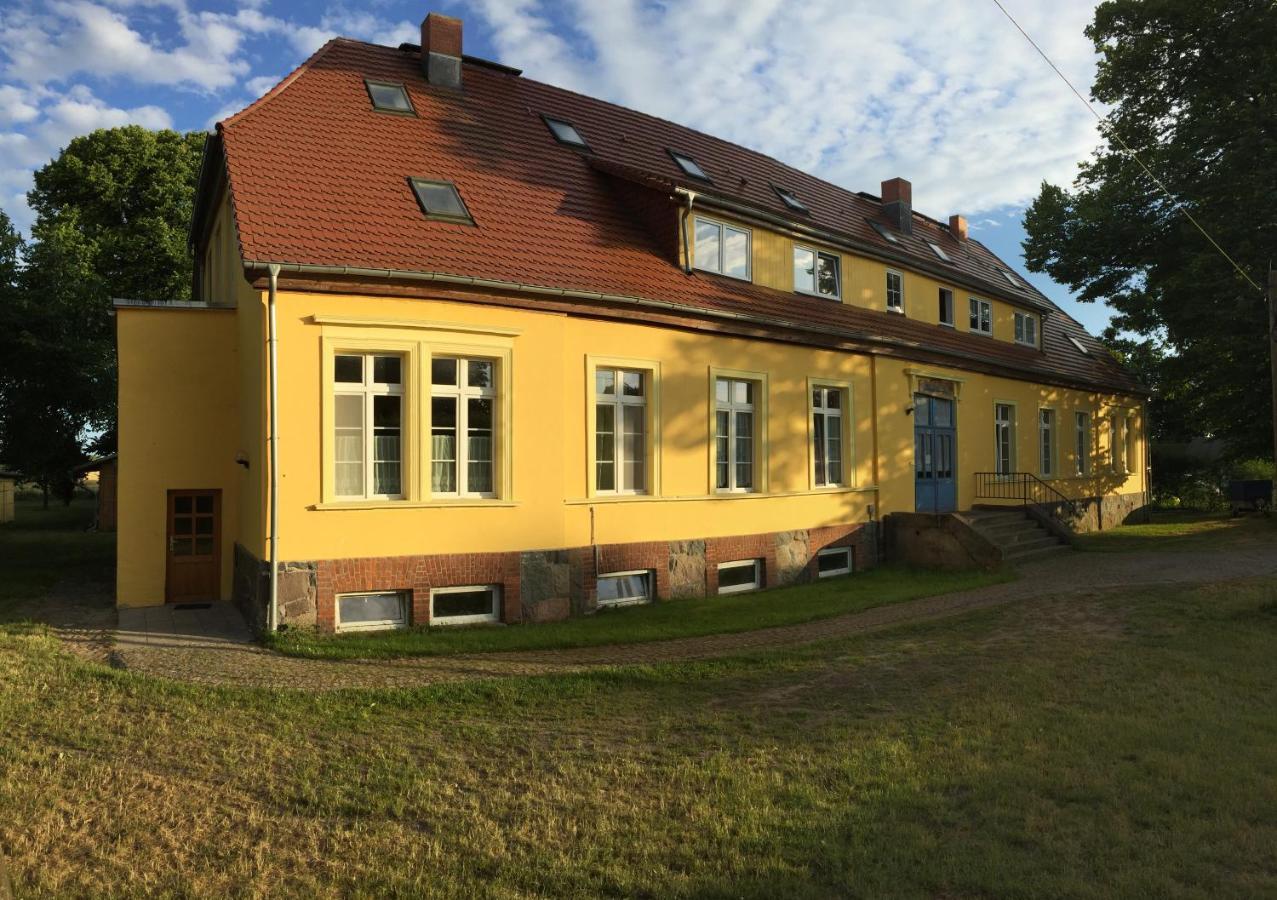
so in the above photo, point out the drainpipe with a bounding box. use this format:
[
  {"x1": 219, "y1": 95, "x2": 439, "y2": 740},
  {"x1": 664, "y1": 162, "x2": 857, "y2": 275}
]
[
  {"x1": 677, "y1": 189, "x2": 697, "y2": 273},
  {"x1": 267, "y1": 263, "x2": 281, "y2": 632}
]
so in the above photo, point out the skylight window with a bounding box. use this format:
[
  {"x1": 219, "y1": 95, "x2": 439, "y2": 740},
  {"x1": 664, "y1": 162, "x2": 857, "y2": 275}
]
[
  {"x1": 409, "y1": 178, "x2": 474, "y2": 224},
  {"x1": 543, "y1": 116, "x2": 589, "y2": 149},
  {"x1": 669, "y1": 150, "x2": 710, "y2": 181},
  {"x1": 999, "y1": 268, "x2": 1022, "y2": 287},
  {"x1": 870, "y1": 221, "x2": 899, "y2": 244},
  {"x1": 773, "y1": 185, "x2": 808, "y2": 213},
  {"x1": 926, "y1": 241, "x2": 951, "y2": 262},
  {"x1": 1068, "y1": 335, "x2": 1090, "y2": 355},
  {"x1": 365, "y1": 80, "x2": 415, "y2": 114}
]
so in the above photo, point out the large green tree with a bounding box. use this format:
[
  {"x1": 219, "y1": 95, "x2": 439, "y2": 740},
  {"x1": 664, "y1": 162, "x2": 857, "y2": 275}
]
[{"x1": 1022, "y1": 0, "x2": 1276, "y2": 457}]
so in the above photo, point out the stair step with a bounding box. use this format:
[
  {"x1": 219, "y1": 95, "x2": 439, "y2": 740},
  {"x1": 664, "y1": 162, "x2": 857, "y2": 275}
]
[
  {"x1": 1005, "y1": 542, "x2": 1069, "y2": 562},
  {"x1": 967, "y1": 510, "x2": 1029, "y2": 524},
  {"x1": 975, "y1": 520, "x2": 1044, "y2": 537},
  {"x1": 1010, "y1": 535, "x2": 1062, "y2": 553}
]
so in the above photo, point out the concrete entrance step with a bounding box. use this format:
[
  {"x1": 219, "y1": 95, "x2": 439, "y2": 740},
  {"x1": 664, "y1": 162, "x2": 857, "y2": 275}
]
[{"x1": 1004, "y1": 542, "x2": 1070, "y2": 563}]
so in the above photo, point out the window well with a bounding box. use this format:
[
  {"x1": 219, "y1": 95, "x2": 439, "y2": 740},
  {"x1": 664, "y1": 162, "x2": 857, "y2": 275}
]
[
  {"x1": 669, "y1": 150, "x2": 710, "y2": 181},
  {"x1": 365, "y1": 80, "x2": 415, "y2": 114},
  {"x1": 409, "y1": 178, "x2": 474, "y2": 224},
  {"x1": 773, "y1": 185, "x2": 808, "y2": 213},
  {"x1": 543, "y1": 116, "x2": 589, "y2": 149}
]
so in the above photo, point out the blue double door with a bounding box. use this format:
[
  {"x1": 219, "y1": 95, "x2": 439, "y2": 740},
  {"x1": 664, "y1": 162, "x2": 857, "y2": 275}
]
[{"x1": 914, "y1": 393, "x2": 957, "y2": 513}]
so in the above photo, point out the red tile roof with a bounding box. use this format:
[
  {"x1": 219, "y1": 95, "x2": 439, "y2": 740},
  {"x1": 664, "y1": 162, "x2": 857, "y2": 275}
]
[{"x1": 214, "y1": 37, "x2": 1142, "y2": 394}]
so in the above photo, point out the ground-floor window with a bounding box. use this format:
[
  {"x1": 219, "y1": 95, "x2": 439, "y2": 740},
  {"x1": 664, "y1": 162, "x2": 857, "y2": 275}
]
[
  {"x1": 816, "y1": 546, "x2": 852, "y2": 578},
  {"x1": 1075, "y1": 411, "x2": 1091, "y2": 475},
  {"x1": 597, "y1": 570, "x2": 652, "y2": 606},
  {"x1": 811, "y1": 386, "x2": 845, "y2": 487},
  {"x1": 430, "y1": 585, "x2": 501, "y2": 625},
  {"x1": 1039, "y1": 409, "x2": 1056, "y2": 477},
  {"x1": 995, "y1": 403, "x2": 1015, "y2": 475},
  {"x1": 336, "y1": 591, "x2": 409, "y2": 632},
  {"x1": 717, "y1": 559, "x2": 762, "y2": 594}
]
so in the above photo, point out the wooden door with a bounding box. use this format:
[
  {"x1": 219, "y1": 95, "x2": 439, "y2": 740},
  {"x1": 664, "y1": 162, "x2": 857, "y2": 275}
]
[{"x1": 165, "y1": 489, "x2": 221, "y2": 603}]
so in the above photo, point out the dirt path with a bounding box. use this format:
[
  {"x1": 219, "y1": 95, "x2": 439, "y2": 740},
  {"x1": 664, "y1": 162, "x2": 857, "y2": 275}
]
[{"x1": 80, "y1": 540, "x2": 1277, "y2": 692}]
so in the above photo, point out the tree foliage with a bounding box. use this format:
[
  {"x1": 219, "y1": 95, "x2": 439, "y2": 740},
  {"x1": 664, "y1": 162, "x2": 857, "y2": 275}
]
[{"x1": 1022, "y1": 0, "x2": 1277, "y2": 457}]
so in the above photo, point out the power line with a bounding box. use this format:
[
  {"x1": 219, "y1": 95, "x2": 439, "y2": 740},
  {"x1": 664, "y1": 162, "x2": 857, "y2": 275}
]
[{"x1": 990, "y1": 0, "x2": 1263, "y2": 294}]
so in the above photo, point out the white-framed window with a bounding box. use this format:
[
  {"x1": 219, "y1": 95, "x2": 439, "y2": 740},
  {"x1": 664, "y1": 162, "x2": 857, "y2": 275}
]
[
  {"x1": 1039, "y1": 409, "x2": 1056, "y2": 477},
  {"x1": 995, "y1": 403, "x2": 1015, "y2": 475},
  {"x1": 430, "y1": 584, "x2": 501, "y2": 626},
  {"x1": 717, "y1": 559, "x2": 762, "y2": 595},
  {"x1": 334, "y1": 353, "x2": 404, "y2": 499},
  {"x1": 365, "y1": 80, "x2": 415, "y2": 114},
  {"x1": 715, "y1": 378, "x2": 756, "y2": 492},
  {"x1": 811, "y1": 386, "x2": 845, "y2": 487},
  {"x1": 1110, "y1": 415, "x2": 1120, "y2": 473},
  {"x1": 938, "y1": 288, "x2": 954, "y2": 327},
  {"x1": 793, "y1": 245, "x2": 840, "y2": 299},
  {"x1": 969, "y1": 298, "x2": 992, "y2": 335},
  {"x1": 596, "y1": 368, "x2": 647, "y2": 494},
  {"x1": 1124, "y1": 416, "x2": 1136, "y2": 474},
  {"x1": 694, "y1": 217, "x2": 751, "y2": 280},
  {"x1": 816, "y1": 546, "x2": 852, "y2": 578},
  {"x1": 336, "y1": 591, "x2": 408, "y2": 632},
  {"x1": 1075, "y1": 412, "x2": 1091, "y2": 475},
  {"x1": 1014, "y1": 311, "x2": 1038, "y2": 346},
  {"x1": 597, "y1": 570, "x2": 652, "y2": 607},
  {"x1": 886, "y1": 270, "x2": 904, "y2": 312},
  {"x1": 430, "y1": 357, "x2": 496, "y2": 497}
]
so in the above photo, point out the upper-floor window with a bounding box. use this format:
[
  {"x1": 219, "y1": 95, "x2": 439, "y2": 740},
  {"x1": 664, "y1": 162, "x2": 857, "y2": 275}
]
[
  {"x1": 694, "y1": 217, "x2": 750, "y2": 281},
  {"x1": 365, "y1": 80, "x2": 415, "y2": 114},
  {"x1": 409, "y1": 178, "x2": 474, "y2": 225},
  {"x1": 715, "y1": 378, "x2": 756, "y2": 492},
  {"x1": 793, "y1": 246, "x2": 840, "y2": 299},
  {"x1": 596, "y1": 368, "x2": 647, "y2": 493},
  {"x1": 1075, "y1": 411, "x2": 1091, "y2": 475},
  {"x1": 334, "y1": 353, "x2": 404, "y2": 500},
  {"x1": 1014, "y1": 311, "x2": 1038, "y2": 346},
  {"x1": 669, "y1": 150, "x2": 710, "y2": 181},
  {"x1": 926, "y1": 240, "x2": 951, "y2": 262},
  {"x1": 811, "y1": 386, "x2": 845, "y2": 487},
  {"x1": 969, "y1": 297, "x2": 992, "y2": 335},
  {"x1": 938, "y1": 288, "x2": 954, "y2": 327},
  {"x1": 773, "y1": 185, "x2": 808, "y2": 214},
  {"x1": 543, "y1": 116, "x2": 589, "y2": 149},
  {"x1": 1039, "y1": 409, "x2": 1056, "y2": 477},
  {"x1": 886, "y1": 270, "x2": 904, "y2": 313},
  {"x1": 431, "y1": 357, "x2": 496, "y2": 497}
]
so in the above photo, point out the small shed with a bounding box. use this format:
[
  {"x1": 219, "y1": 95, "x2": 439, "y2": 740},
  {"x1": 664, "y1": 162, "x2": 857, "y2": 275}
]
[
  {"x1": 0, "y1": 470, "x2": 18, "y2": 524},
  {"x1": 74, "y1": 454, "x2": 118, "y2": 532}
]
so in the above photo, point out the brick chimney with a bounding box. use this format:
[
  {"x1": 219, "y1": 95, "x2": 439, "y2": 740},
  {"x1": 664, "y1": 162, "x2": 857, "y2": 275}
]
[
  {"x1": 882, "y1": 177, "x2": 912, "y2": 235},
  {"x1": 421, "y1": 12, "x2": 462, "y2": 89},
  {"x1": 949, "y1": 214, "x2": 968, "y2": 241}
]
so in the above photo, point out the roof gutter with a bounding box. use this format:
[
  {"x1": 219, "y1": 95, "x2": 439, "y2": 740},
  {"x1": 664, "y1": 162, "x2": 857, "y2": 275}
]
[{"x1": 242, "y1": 259, "x2": 1147, "y2": 396}]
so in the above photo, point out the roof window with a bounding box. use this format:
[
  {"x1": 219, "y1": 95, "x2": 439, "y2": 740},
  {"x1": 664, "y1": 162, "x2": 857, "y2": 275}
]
[
  {"x1": 870, "y1": 221, "x2": 899, "y2": 244},
  {"x1": 365, "y1": 80, "x2": 415, "y2": 115},
  {"x1": 1068, "y1": 335, "x2": 1090, "y2": 355},
  {"x1": 999, "y1": 268, "x2": 1022, "y2": 287},
  {"x1": 926, "y1": 241, "x2": 951, "y2": 262},
  {"x1": 409, "y1": 178, "x2": 474, "y2": 224},
  {"x1": 543, "y1": 116, "x2": 589, "y2": 149},
  {"x1": 669, "y1": 150, "x2": 711, "y2": 181},
  {"x1": 773, "y1": 185, "x2": 808, "y2": 213}
]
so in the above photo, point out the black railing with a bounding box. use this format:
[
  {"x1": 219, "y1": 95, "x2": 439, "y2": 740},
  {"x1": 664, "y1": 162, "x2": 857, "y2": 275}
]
[{"x1": 973, "y1": 472, "x2": 1080, "y2": 520}]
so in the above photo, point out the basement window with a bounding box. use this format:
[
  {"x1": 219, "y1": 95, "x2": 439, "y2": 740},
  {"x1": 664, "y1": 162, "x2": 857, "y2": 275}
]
[
  {"x1": 773, "y1": 185, "x2": 809, "y2": 213},
  {"x1": 597, "y1": 570, "x2": 652, "y2": 607},
  {"x1": 543, "y1": 116, "x2": 589, "y2": 149},
  {"x1": 926, "y1": 241, "x2": 951, "y2": 262},
  {"x1": 816, "y1": 546, "x2": 852, "y2": 578},
  {"x1": 365, "y1": 80, "x2": 415, "y2": 114},
  {"x1": 669, "y1": 149, "x2": 711, "y2": 182},
  {"x1": 409, "y1": 178, "x2": 474, "y2": 224},
  {"x1": 336, "y1": 591, "x2": 408, "y2": 632},
  {"x1": 870, "y1": 221, "x2": 899, "y2": 244},
  {"x1": 430, "y1": 585, "x2": 501, "y2": 626},
  {"x1": 718, "y1": 559, "x2": 762, "y2": 595}
]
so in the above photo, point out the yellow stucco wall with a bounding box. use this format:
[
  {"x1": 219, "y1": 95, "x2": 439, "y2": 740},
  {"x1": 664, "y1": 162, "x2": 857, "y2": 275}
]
[
  {"x1": 116, "y1": 308, "x2": 241, "y2": 607},
  {"x1": 0, "y1": 478, "x2": 14, "y2": 524}
]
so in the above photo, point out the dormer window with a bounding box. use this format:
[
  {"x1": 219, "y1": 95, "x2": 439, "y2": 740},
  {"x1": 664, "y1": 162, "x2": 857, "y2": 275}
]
[
  {"x1": 543, "y1": 116, "x2": 589, "y2": 149},
  {"x1": 926, "y1": 241, "x2": 951, "y2": 262},
  {"x1": 669, "y1": 150, "x2": 710, "y2": 182},
  {"x1": 773, "y1": 185, "x2": 808, "y2": 214},
  {"x1": 1014, "y1": 311, "x2": 1038, "y2": 346},
  {"x1": 409, "y1": 178, "x2": 474, "y2": 224},
  {"x1": 870, "y1": 221, "x2": 899, "y2": 244},
  {"x1": 365, "y1": 80, "x2": 415, "y2": 114},
  {"x1": 969, "y1": 297, "x2": 992, "y2": 335}
]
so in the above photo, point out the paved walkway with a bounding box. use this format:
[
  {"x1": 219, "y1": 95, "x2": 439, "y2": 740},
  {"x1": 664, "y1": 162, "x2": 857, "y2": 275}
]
[{"x1": 98, "y1": 540, "x2": 1277, "y2": 692}]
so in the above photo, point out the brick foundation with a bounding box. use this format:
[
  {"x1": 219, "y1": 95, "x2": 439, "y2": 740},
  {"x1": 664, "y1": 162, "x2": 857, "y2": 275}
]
[{"x1": 233, "y1": 522, "x2": 878, "y2": 633}]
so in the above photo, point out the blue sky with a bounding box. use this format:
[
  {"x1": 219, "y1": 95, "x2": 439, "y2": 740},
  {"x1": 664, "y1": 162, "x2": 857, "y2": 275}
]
[{"x1": 0, "y1": 0, "x2": 1114, "y2": 335}]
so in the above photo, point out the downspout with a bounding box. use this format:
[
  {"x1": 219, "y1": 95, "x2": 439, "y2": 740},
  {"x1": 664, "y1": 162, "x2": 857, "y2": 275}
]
[
  {"x1": 267, "y1": 263, "x2": 281, "y2": 633},
  {"x1": 677, "y1": 189, "x2": 697, "y2": 273}
]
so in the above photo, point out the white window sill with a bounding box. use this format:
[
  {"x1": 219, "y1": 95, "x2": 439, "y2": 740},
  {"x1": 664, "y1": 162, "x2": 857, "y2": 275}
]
[
  {"x1": 796, "y1": 288, "x2": 841, "y2": 302},
  {"x1": 312, "y1": 499, "x2": 518, "y2": 510},
  {"x1": 969, "y1": 329, "x2": 993, "y2": 337},
  {"x1": 939, "y1": 322, "x2": 955, "y2": 329},
  {"x1": 567, "y1": 485, "x2": 877, "y2": 505},
  {"x1": 597, "y1": 596, "x2": 650, "y2": 609},
  {"x1": 886, "y1": 307, "x2": 905, "y2": 315}
]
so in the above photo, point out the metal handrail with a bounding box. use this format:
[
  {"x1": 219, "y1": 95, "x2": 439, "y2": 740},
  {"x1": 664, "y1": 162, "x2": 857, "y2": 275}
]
[{"x1": 972, "y1": 472, "x2": 1080, "y2": 520}]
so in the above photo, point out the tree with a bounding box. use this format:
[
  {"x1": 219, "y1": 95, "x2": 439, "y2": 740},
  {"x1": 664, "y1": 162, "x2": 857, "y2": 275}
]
[{"x1": 1022, "y1": 0, "x2": 1277, "y2": 457}]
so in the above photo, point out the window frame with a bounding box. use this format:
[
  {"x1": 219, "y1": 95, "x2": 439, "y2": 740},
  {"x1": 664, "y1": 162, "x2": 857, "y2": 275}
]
[
  {"x1": 994, "y1": 401, "x2": 1017, "y2": 476},
  {"x1": 1067, "y1": 335, "x2": 1090, "y2": 355},
  {"x1": 717, "y1": 559, "x2": 762, "y2": 595},
  {"x1": 588, "y1": 356, "x2": 661, "y2": 498},
  {"x1": 792, "y1": 244, "x2": 841, "y2": 300},
  {"x1": 429, "y1": 584, "x2": 501, "y2": 626},
  {"x1": 692, "y1": 216, "x2": 751, "y2": 281},
  {"x1": 1014, "y1": 311, "x2": 1039, "y2": 347},
  {"x1": 542, "y1": 115, "x2": 590, "y2": 150},
  {"x1": 925, "y1": 240, "x2": 951, "y2": 262},
  {"x1": 429, "y1": 356, "x2": 499, "y2": 499},
  {"x1": 969, "y1": 297, "x2": 993, "y2": 335},
  {"x1": 408, "y1": 178, "x2": 475, "y2": 225},
  {"x1": 1124, "y1": 415, "x2": 1136, "y2": 476},
  {"x1": 809, "y1": 379, "x2": 853, "y2": 490},
  {"x1": 816, "y1": 546, "x2": 852, "y2": 578},
  {"x1": 332, "y1": 351, "x2": 408, "y2": 502},
  {"x1": 364, "y1": 79, "x2": 416, "y2": 115},
  {"x1": 999, "y1": 268, "x2": 1022, "y2": 288},
  {"x1": 1038, "y1": 407, "x2": 1056, "y2": 478},
  {"x1": 938, "y1": 288, "x2": 954, "y2": 327},
  {"x1": 1074, "y1": 411, "x2": 1091, "y2": 476},
  {"x1": 885, "y1": 269, "x2": 905, "y2": 313},
  {"x1": 1109, "y1": 414, "x2": 1121, "y2": 473},
  {"x1": 596, "y1": 569, "x2": 653, "y2": 607},
  {"x1": 772, "y1": 184, "x2": 809, "y2": 213},
  {"x1": 870, "y1": 221, "x2": 899, "y2": 244},
  {"x1": 668, "y1": 149, "x2": 711, "y2": 182},
  {"x1": 710, "y1": 371, "x2": 767, "y2": 494},
  {"x1": 335, "y1": 590, "x2": 409, "y2": 632}
]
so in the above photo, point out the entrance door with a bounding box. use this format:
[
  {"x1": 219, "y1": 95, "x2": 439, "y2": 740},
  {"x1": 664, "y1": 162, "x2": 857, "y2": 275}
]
[
  {"x1": 914, "y1": 395, "x2": 957, "y2": 513},
  {"x1": 165, "y1": 489, "x2": 221, "y2": 603}
]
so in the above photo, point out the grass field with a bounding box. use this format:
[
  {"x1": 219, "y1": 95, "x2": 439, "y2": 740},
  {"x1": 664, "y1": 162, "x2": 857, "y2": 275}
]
[
  {"x1": 1074, "y1": 509, "x2": 1276, "y2": 553},
  {"x1": 2, "y1": 510, "x2": 1276, "y2": 896}
]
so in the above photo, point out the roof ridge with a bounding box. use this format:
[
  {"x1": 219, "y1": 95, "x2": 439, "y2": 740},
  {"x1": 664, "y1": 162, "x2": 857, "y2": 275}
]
[{"x1": 220, "y1": 37, "x2": 344, "y2": 130}]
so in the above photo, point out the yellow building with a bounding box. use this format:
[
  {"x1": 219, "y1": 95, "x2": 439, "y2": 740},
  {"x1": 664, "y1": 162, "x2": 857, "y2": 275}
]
[{"x1": 115, "y1": 12, "x2": 1147, "y2": 631}]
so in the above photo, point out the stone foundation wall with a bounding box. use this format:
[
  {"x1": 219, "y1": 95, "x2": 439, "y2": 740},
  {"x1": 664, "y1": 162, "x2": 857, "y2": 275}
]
[
  {"x1": 234, "y1": 521, "x2": 878, "y2": 633},
  {"x1": 1042, "y1": 490, "x2": 1150, "y2": 533}
]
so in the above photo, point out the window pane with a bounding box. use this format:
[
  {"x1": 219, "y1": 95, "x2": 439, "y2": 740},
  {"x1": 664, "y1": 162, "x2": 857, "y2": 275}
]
[
  {"x1": 174, "y1": 517, "x2": 193, "y2": 535},
  {"x1": 969, "y1": 298, "x2": 979, "y2": 330},
  {"x1": 194, "y1": 537, "x2": 214, "y2": 556},
  {"x1": 596, "y1": 369, "x2": 615, "y2": 397},
  {"x1": 467, "y1": 398, "x2": 494, "y2": 493},
  {"x1": 735, "y1": 410, "x2": 753, "y2": 489},
  {"x1": 914, "y1": 397, "x2": 930, "y2": 426},
  {"x1": 596, "y1": 403, "x2": 615, "y2": 491},
  {"x1": 793, "y1": 246, "x2": 816, "y2": 293},
  {"x1": 818, "y1": 548, "x2": 851, "y2": 575},
  {"x1": 734, "y1": 380, "x2": 751, "y2": 405},
  {"x1": 432, "y1": 357, "x2": 457, "y2": 386},
  {"x1": 598, "y1": 573, "x2": 649, "y2": 603},
  {"x1": 467, "y1": 360, "x2": 493, "y2": 389},
  {"x1": 826, "y1": 389, "x2": 841, "y2": 410},
  {"x1": 339, "y1": 592, "x2": 405, "y2": 628},
  {"x1": 335, "y1": 394, "x2": 364, "y2": 496},
  {"x1": 813, "y1": 413, "x2": 827, "y2": 486},
  {"x1": 723, "y1": 227, "x2": 749, "y2": 279},
  {"x1": 368, "y1": 82, "x2": 412, "y2": 112},
  {"x1": 939, "y1": 289, "x2": 953, "y2": 324},
  {"x1": 546, "y1": 118, "x2": 585, "y2": 146},
  {"x1": 415, "y1": 181, "x2": 468, "y2": 219},
  {"x1": 622, "y1": 371, "x2": 644, "y2": 397},
  {"x1": 718, "y1": 562, "x2": 759, "y2": 592},
  {"x1": 431, "y1": 397, "x2": 457, "y2": 493},
  {"x1": 981, "y1": 304, "x2": 992, "y2": 332},
  {"x1": 695, "y1": 220, "x2": 721, "y2": 273},
  {"x1": 373, "y1": 355, "x2": 401, "y2": 385},
  {"x1": 827, "y1": 426, "x2": 843, "y2": 484},
  {"x1": 194, "y1": 516, "x2": 213, "y2": 535},
  {"x1": 715, "y1": 410, "x2": 730, "y2": 490},
  {"x1": 373, "y1": 395, "x2": 401, "y2": 495},
  {"x1": 817, "y1": 253, "x2": 839, "y2": 296},
  {"x1": 335, "y1": 355, "x2": 362, "y2": 383},
  {"x1": 195, "y1": 495, "x2": 213, "y2": 514},
  {"x1": 433, "y1": 588, "x2": 496, "y2": 619},
  {"x1": 934, "y1": 399, "x2": 952, "y2": 428},
  {"x1": 622, "y1": 404, "x2": 646, "y2": 491},
  {"x1": 715, "y1": 378, "x2": 729, "y2": 403}
]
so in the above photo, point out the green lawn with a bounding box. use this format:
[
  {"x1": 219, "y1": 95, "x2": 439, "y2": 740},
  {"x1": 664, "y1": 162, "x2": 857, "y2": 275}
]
[
  {"x1": 1074, "y1": 509, "x2": 1277, "y2": 553},
  {"x1": 0, "y1": 496, "x2": 112, "y2": 617},
  {"x1": 269, "y1": 565, "x2": 1014, "y2": 659}
]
